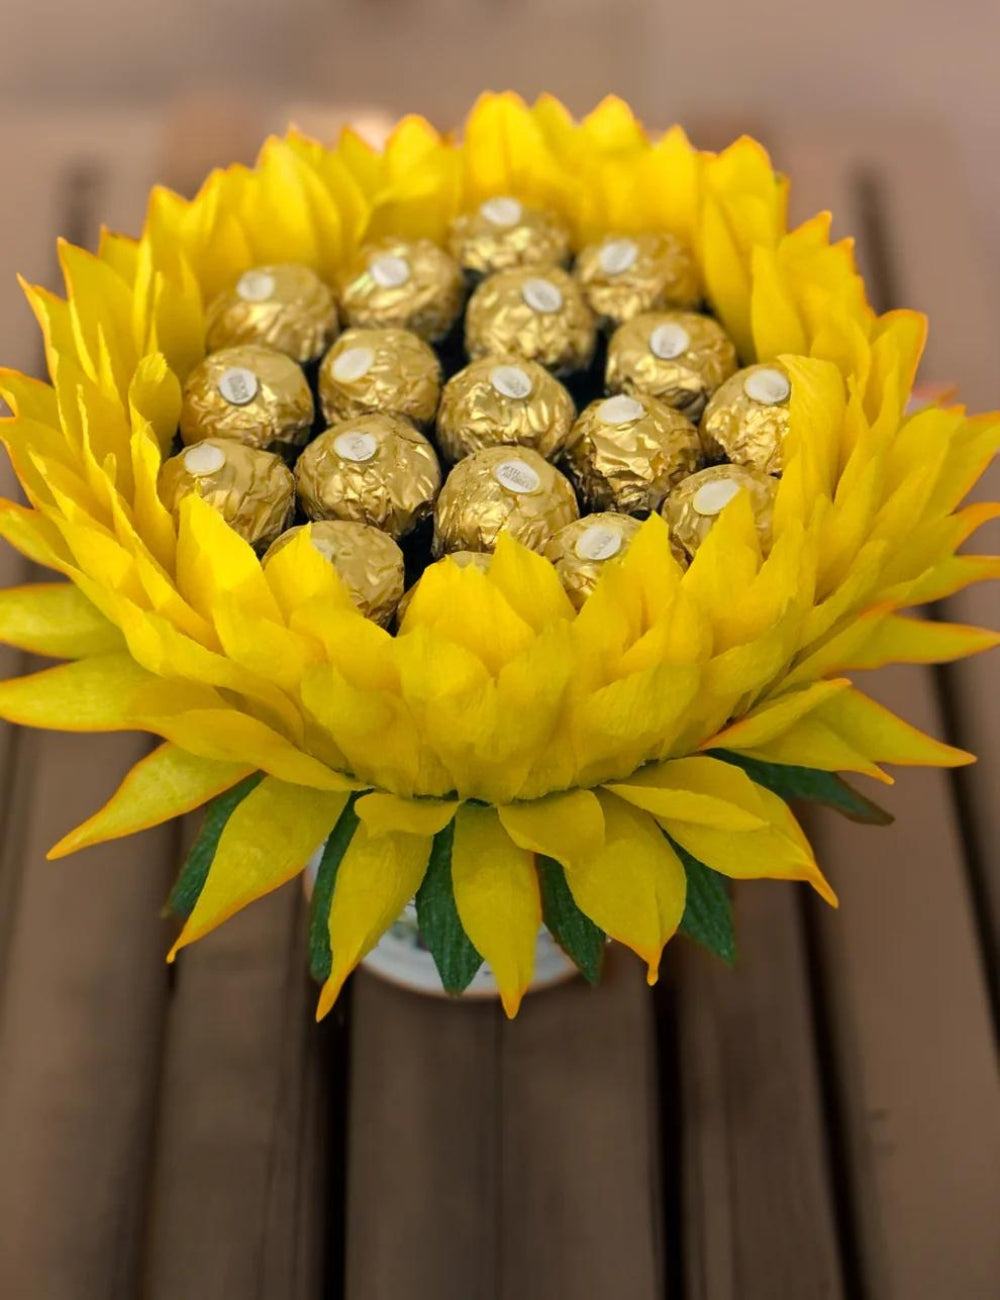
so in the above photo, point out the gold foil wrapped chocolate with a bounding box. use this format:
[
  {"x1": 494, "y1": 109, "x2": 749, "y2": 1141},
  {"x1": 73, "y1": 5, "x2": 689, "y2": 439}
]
[
  {"x1": 700, "y1": 363, "x2": 792, "y2": 475},
  {"x1": 158, "y1": 438, "x2": 294, "y2": 550},
  {"x1": 436, "y1": 356, "x2": 576, "y2": 464},
  {"x1": 263, "y1": 520, "x2": 404, "y2": 627},
  {"x1": 544, "y1": 512, "x2": 643, "y2": 608},
  {"x1": 396, "y1": 550, "x2": 491, "y2": 625},
  {"x1": 179, "y1": 344, "x2": 314, "y2": 455},
  {"x1": 337, "y1": 238, "x2": 464, "y2": 342},
  {"x1": 465, "y1": 267, "x2": 596, "y2": 377},
  {"x1": 606, "y1": 310, "x2": 738, "y2": 422},
  {"x1": 205, "y1": 263, "x2": 338, "y2": 364},
  {"x1": 574, "y1": 232, "x2": 701, "y2": 329},
  {"x1": 432, "y1": 445, "x2": 579, "y2": 556},
  {"x1": 295, "y1": 413, "x2": 441, "y2": 540},
  {"x1": 562, "y1": 393, "x2": 701, "y2": 515},
  {"x1": 318, "y1": 327, "x2": 442, "y2": 427},
  {"x1": 447, "y1": 196, "x2": 570, "y2": 277},
  {"x1": 662, "y1": 464, "x2": 778, "y2": 559}
]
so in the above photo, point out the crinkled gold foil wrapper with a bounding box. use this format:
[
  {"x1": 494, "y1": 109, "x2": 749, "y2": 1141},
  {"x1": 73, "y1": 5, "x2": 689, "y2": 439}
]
[
  {"x1": 263, "y1": 520, "x2": 404, "y2": 627},
  {"x1": 158, "y1": 438, "x2": 295, "y2": 550},
  {"x1": 205, "y1": 263, "x2": 339, "y2": 364},
  {"x1": 318, "y1": 327, "x2": 442, "y2": 427},
  {"x1": 396, "y1": 549, "x2": 491, "y2": 625},
  {"x1": 662, "y1": 463, "x2": 778, "y2": 558},
  {"x1": 179, "y1": 344, "x2": 314, "y2": 455},
  {"x1": 447, "y1": 197, "x2": 570, "y2": 277},
  {"x1": 432, "y1": 445, "x2": 579, "y2": 556},
  {"x1": 563, "y1": 393, "x2": 701, "y2": 515},
  {"x1": 295, "y1": 412, "x2": 441, "y2": 539},
  {"x1": 544, "y1": 512, "x2": 643, "y2": 608},
  {"x1": 337, "y1": 238, "x2": 464, "y2": 342},
  {"x1": 574, "y1": 232, "x2": 701, "y2": 329},
  {"x1": 700, "y1": 363, "x2": 791, "y2": 475},
  {"x1": 606, "y1": 310, "x2": 738, "y2": 422},
  {"x1": 465, "y1": 268, "x2": 596, "y2": 377},
  {"x1": 436, "y1": 355, "x2": 576, "y2": 463}
]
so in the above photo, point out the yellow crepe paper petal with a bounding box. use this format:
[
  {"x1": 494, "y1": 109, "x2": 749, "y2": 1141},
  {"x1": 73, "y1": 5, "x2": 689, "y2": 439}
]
[
  {"x1": 812, "y1": 687, "x2": 974, "y2": 768},
  {"x1": 0, "y1": 582, "x2": 124, "y2": 658},
  {"x1": 563, "y1": 792, "x2": 686, "y2": 983},
  {"x1": 451, "y1": 804, "x2": 541, "y2": 1017},
  {"x1": 497, "y1": 788, "x2": 605, "y2": 867},
  {"x1": 840, "y1": 614, "x2": 1000, "y2": 668},
  {"x1": 49, "y1": 743, "x2": 253, "y2": 858},
  {"x1": 605, "y1": 754, "x2": 768, "y2": 831},
  {"x1": 705, "y1": 679, "x2": 851, "y2": 751},
  {"x1": 354, "y1": 792, "x2": 458, "y2": 838},
  {"x1": 171, "y1": 778, "x2": 348, "y2": 958}
]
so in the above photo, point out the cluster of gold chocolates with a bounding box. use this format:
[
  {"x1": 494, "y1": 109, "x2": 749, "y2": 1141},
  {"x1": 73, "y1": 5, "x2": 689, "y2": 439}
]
[{"x1": 158, "y1": 202, "x2": 792, "y2": 624}]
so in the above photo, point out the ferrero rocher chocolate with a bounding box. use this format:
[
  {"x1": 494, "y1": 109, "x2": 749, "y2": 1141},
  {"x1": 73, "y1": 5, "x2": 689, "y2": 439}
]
[
  {"x1": 263, "y1": 520, "x2": 404, "y2": 627},
  {"x1": 544, "y1": 513, "x2": 643, "y2": 608},
  {"x1": 447, "y1": 196, "x2": 570, "y2": 277},
  {"x1": 432, "y1": 445, "x2": 579, "y2": 556},
  {"x1": 700, "y1": 363, "x2": 792, "y2": 475},
  {"x1": 606, "y1": 310, "x2": 738, "y2": 421},
  {"x1": 662, "y1": 464, "x2": 778, "y2": 559},
  {"x1": 396, "y1": 549, "x2": 492, "y2": 625},
  {"x1": 158, "y1": 438, "x2": 294, "y2": 550},
  {"x1": 574, "y1": 232, "x2": 701, "y2": 328},
  {"x1": 205, "y1": 264, "x2": 338, "y2": 364},
  {"x1": 179, "y1": 345, "x2": 314, "y2": 455},
  {"x1": 318, "y1": 327, "x2": 442, "y2": 426},
  {"x1": 562, "y1": 393, "x2": 701, "y2": 515},
  {"x1": 295, "y1": 413, "x2": 441, "y2": 539},
  {"x1": 465, "y1": 268, "x2": 596, "y2": 377},
  {"x1": 436, "y1": 356, "x2": 575, "y2": 464},
  {"x1": 337, "y1": 238, "x2": 464, "y2": 342}
]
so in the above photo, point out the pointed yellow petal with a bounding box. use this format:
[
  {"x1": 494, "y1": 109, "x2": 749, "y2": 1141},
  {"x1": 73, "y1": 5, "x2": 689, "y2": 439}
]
[
  {"x1": 317, "y1": 824, "x2": 432, "y2": 1017},
  {"x1": 841, "y1": 614, "x2": 1000, "y2": 668},
  {"x1": 497, "y1": 788, "x2": 605, "y2": 867},
  {"x1": 49, "y1": 743, "x2": 252, "y2": 858},
  {"x1": 564, "y1": 792, "x2": 686, "y2": 983},
  {"x1": 813, "y1": 687, "x2": 974, "y2": 768},
  {"x1": 605, "y1": 754, "x2": 768, "y2": 831},
  {"x1": 487, "y1": 532, "x2": 575, "y2": 629},
  {"x1": 171, "y1": 777, "x2": 348, "y2": 957},
  {"x1": 704, "y1": 679, "x2": 851, "y2": 751},
  {"x1": 0, "y1": 582, "x2": 124, "y2": 658},
  {"x1": 451, "y1": 804, "x2": 540, "y2": 1017},
  {"x1": 354, "y1": 792, "x2": 458, "y2": 838}
]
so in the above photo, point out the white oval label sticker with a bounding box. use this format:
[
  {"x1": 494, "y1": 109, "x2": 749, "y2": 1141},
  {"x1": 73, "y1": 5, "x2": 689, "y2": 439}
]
[
  {"x1": 183, "y1": 443, "x2": 227, "y2": 476},
  {"x1": 693, "y1": 478, "x2": 742, "y2": 516},
  {"x1": 575, "y1": 523, "x2": 623, "y2": 561},
  {"x1": 489, "y1": 364, "x2": 534, "y2": 400},
  {"x1": 521, "y1": 278, "x2": 563, "y2": 314},
  {"x1": 598, "y1": 238, "x2": 639, "y2": 275},
  {"x1": 597, "y1": 394, "x2": 644, "y2": 425},
  {"x1": 332, "y1": 345, "x2": 376, "y2": 382},
  {"x1": 744, "y1": 367, "x2": 790, "y2": 405},
  {"x1": 479, "y1": 196, "x2": 523, "y2": 227},
  {"x1": 369, "y1": 253, "x2": 411, "y2": 289},
  {"x1": 334, "y1": 431, "x2": 378, "y2": 463},
  {"x1": 217, "y1": 366, "x2": 259, "y2": 406},
  {"x1": 649, "y1": 321, "x2": 691, "y2": 360},
  {"x1": 495, "y1": 458, "x2": 542, "y2": 495},
  {"x1": 236, "y1": 269, "x2": 276, "y2": 302}
]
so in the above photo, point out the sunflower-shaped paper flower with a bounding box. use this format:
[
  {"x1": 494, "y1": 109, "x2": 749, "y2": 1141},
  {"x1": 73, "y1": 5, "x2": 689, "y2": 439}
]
[{"x1": 0, "y1": 94, "x2": 997, "y2": 1016}]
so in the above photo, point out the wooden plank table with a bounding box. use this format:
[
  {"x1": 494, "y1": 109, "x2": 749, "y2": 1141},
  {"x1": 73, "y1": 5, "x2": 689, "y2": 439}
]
[{"x1": 0, "y1": 106, "x2": 995, "y2": 1300}]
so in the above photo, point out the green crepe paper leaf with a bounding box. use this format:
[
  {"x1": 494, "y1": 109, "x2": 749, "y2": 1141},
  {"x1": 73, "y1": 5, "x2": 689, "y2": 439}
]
[
  {"x1": 710, "y1": 749, "x2": 894, "y2": 826},
  {"x1": 167, "y1": 773, "x2": 264, "y2": 918},
  {"x1": 308, "y1": 794, "x2": 361, "y2": 983},
  {"x1": 669, "y1": 835, "x2": 736, "y2": 965},
  {"x1": 415, "y1": 821, "x2": 483, "y2": 995},
  {"x1": 537, "y1": 854, "x2": 605, "y2": 985}
]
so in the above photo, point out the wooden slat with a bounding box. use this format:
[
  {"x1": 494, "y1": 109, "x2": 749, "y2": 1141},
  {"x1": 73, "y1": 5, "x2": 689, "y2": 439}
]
[
  {"x1": 766, "y1": 122, "x2": 1000, "y2": 1300},
  {"x1": 143, "y1": 881, "x2": 334, "y2": 1300},
  {"x1": 0, "y1": 732, "x2": 176, "y2": 1297},
  {"x1": 346, "y1": 951, "x2": 662, "y2": 1300},
  {"x1": 670, "y1": 888, "x2": 845, "y2": 1300}
]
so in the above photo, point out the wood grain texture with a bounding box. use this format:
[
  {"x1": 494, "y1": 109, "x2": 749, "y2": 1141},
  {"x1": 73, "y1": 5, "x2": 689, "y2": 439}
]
[
  {"x1": 346, "y1": 950, "x2": 662, "y2": 1300},
  {"x1": 670, "y1": 888, "x2": 844, "y2": 1300}
]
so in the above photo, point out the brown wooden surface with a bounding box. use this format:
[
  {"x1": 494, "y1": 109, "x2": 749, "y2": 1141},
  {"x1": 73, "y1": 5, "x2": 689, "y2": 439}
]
[{"x1": 0, "y1": 107, "x2": 996, "y2": 1300}]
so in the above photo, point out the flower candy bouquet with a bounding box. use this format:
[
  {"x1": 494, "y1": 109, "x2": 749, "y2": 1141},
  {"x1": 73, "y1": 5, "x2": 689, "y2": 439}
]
[{"x1": 0, "y1": 93, "x2": 997, "y2": 1018}]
